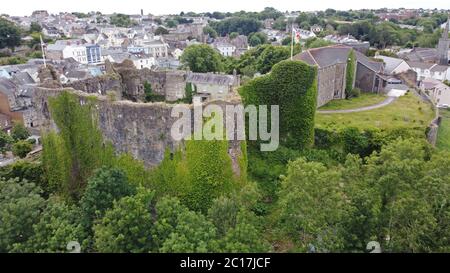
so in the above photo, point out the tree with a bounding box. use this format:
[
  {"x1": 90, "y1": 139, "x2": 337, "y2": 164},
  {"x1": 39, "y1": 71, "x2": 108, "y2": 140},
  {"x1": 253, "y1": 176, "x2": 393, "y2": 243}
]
[
  {"x1": 154, "y1": 197, "x2": 217, "y2": 253},
  {"x1": 80, "y1": 167, "x2": 136, "y2": 230},
  {"x1": 110, "y1": 13, "x2": 134, "y2": 28},
  {"x1": 93, "y1": 188, "x2": 155, "y2": 253},
  {"x1": 0, "y1": 18, "x2": 21, "y2": 49},
  {"x1": 203, "y1": 26, "x2": 217, "y2": 39},
  {"x1": 249, "y1": 32, "x2": 268, "y2": 46},
  {"x1": 11, "y1": 123, "x2": 30, "y2": 142},
  {"x1": 155, "y1": 26, "x2": 169, "y2": 35},
  {"x1": 0, "y1": 179, "x2": 45, "y2": 252},
  {"x1": 12, "y1": 140, "x2": 33, "y2": 158},
  {"x1": 29, "y1": 22, "x2": 42, "y2": 33},
  {"x1": 210, "y1": 17, "x2": 262, "y2": 36},
  {"x1": 255, "y1": 45, "x2": 290, "y2": 74},
  {"x1": 180, "y1": 44, "x2": 224, "y2": 73},
  {"x1": 305, "y1": 38, "x2": 333, "y2": 49},
  {"x1": 12, "y1": 198, "x2": 86, "y2": 253},
  {"x1": 0, "y1": 130, "x2": 12, "y2": 154},
  {"x1": 277, "y1": 159, "x2": 350, "y2": 252}
]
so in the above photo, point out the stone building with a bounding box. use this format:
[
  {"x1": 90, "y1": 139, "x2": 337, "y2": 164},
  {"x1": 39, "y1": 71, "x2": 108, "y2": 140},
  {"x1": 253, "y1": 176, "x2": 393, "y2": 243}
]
[
  {"x1": 186, "y1": 72, "x2": 239, "y2": 102},
  {"x1": 32, "y1": 87, "x2": 245, "y2": 173},
  {"x1": 0, "y1": 78, "x2": 39, "y2": 129},
  {"x1": 438, "y1": 17, "x2": 450, "y2": 65},
  {"x1": 294, "y1": 44, "x2": 386, "y2": 107}
]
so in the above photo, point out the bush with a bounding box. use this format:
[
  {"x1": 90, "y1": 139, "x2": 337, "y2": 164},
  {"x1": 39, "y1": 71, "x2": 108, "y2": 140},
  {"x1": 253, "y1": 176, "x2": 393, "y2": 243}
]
[
  {"x1": 12, "y1": 140, "x2": 33, "y2": 158},
  {"x1": 347, "y1": 87, "x2": 361, "y2": 98}
]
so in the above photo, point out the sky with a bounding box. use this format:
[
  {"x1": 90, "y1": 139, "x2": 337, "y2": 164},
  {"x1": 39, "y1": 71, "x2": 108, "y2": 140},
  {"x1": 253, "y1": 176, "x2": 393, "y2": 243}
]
[{"x1": 1, "y1": 0, "x2": 449, "y2": 16}]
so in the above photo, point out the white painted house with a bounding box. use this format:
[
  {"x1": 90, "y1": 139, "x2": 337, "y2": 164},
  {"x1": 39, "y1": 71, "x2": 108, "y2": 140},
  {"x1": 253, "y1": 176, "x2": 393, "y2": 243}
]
[
  {"x1": 419, "y1": 78, "x2": 450, "y2": 108},
  {"x1": 212, "y1": 42, "x2": 236, "y2": 57},
  {"x1": 377, "y1": 55, "x2": 411, "y2": 75},
  {"x1": 408, "y1": 61, "x2": 450, "y2": 82}
]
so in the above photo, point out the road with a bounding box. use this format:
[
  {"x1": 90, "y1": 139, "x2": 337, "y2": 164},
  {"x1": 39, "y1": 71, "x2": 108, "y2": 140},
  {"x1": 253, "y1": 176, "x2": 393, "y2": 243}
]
[{"x1": 317, "y1": 96, "x2": 397, "y2": 114}]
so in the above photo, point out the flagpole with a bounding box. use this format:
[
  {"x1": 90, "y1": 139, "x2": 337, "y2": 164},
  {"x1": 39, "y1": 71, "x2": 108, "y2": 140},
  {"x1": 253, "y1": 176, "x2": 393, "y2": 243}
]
[
  {"x1": 290, "y1": 25, "x2": 294, "y2": 60},
  {"x1": 40, "y1": 34, "x2": 47, "y2": 68}
]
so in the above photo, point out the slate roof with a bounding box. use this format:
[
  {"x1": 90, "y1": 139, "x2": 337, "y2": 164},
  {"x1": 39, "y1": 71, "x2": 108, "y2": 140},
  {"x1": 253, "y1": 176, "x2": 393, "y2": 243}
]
[
  {"x1": 377, "y1": 56, "x2": 408, "y2": 74},
  {"x1": 12, "y1": 72, "x2": 35, "y2": 85},
  {"x1": 0, "y1": 78, "x2": 17, "y2": 96},
  {"x1": 293, "y1": 44, "x2": 383, "y2": 72}
]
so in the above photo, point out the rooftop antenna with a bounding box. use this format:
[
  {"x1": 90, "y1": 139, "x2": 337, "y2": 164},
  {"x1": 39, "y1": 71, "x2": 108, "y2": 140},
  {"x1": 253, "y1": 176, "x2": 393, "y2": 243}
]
[{"x1": 40, "y1": 34, "x2": 47, "y2": 68}]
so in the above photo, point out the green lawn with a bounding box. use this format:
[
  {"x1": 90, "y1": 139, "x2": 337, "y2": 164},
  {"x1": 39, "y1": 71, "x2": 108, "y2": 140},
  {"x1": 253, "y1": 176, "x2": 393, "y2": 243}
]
[
  {"x1": 319, "y1": 93, "x2": 387, "y2": 110},
  {"x1": 316, "y1": 93, "x2": 435, "y2": 131},
  {"x1": 436, "y1": 109, "x2": 450, "y2": 151}
]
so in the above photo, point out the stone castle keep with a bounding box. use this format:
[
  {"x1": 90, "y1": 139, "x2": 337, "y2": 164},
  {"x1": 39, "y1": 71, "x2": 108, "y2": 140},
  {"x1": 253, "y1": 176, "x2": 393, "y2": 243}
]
[{"x1": 33, "y1": 78, "x2": 244, "y2": 175}]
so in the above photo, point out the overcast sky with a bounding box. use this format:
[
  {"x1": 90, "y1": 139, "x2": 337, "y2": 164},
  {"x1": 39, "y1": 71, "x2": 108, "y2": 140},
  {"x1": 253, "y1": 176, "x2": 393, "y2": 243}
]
[{"x1": 2, "y1": 0, "x2": 449, "y2": 16}]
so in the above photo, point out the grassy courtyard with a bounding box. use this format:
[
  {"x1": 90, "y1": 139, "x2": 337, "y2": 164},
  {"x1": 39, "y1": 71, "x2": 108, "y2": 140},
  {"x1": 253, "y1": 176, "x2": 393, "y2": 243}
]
[
  {"x1": 316, "y1": 93, "x2": 435, "y2": 131},
  {"x1": 319, "y1": 93, "x2": 386, "y2": 111},
  {"x1": 436, "y1": 109, "x2": 450, "y2": 151}
]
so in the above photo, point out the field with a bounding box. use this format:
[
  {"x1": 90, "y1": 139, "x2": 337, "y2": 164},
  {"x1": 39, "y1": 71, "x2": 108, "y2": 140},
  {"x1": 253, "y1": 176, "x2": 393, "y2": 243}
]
[
  {"x1": 436, "y1": 109, "x2": 450, "y2": 151},
  {"x1": 319, "y1": 93, "x2": 386, "y2": 111},
  {"x1": 315, "y1": 93, "x2": 435, "y2": 131}
]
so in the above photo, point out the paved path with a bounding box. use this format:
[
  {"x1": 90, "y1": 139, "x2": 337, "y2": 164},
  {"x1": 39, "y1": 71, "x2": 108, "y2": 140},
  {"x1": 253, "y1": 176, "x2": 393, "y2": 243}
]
[{"x1": 317, "y1": 96, "x2": 397, "y2": 114}]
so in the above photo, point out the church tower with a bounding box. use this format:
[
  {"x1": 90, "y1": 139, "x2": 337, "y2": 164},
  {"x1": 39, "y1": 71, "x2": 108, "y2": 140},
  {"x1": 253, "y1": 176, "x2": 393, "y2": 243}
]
[{"x1": 438, "y1": 16, "x2": 450, "y2": 65}]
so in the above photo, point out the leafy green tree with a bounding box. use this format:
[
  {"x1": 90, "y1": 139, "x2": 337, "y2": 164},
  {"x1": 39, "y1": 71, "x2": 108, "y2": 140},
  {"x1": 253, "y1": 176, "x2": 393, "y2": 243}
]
[
  {"x1": 0, "y1": 130, "x2": 12, "y2": 154},
  {"x1": 80, "y1": 167, "x2": 136, "y2": 230},
  {"x1": 203, "y1": 26, "x2": 217, "y2": 39},
  {"x1": 249, "y1": 32, "x2": 268, "y2": 46},
  {"x1": 93, "y1": 188, "x2": 155, "y2": 253},
  {"x1": 110, "y1": 13, "x2": 134, "y2": 27},
  {"x1": 180, "y1": 44, "x2": 224, "y2": 73},
  {"x1": 11, "y1": 123, "x2": 30, "y2": 142},
  {"x1": 155, "y1": 26, "x2": 169, "y2": 35},
  {"x1": 210, "y1": 17, "x2": 262, "y2": 36},
  {"x1": 154, "y1": 197, "x2": 217, "y2": 253},
  {"x1": 0, "y1": 179, "x2": 45, "y2": 252},
  {"x1": 255, "y1": 45, "x2": 290, "y2": 74},
  {"x1": 277, "y1": 159, "x2": 350, "y2": 252},
  {"x1": 0, "y1": 160, "x2": 47, "y2": 196},
  {"x1": 305, "y1": 37, "x2": 333, "y2": 49},
  {"x1": 29, "y1": 22, "x2": 42, "y2": 33},
  {"x1": 12, "y1": 197, "x2": 86, "y2": 253},
  {"x1": 0, "y1": 18, "x2": 21, "y2": 49},
  {"x1": 12, "y1": 140, "x2": 33, "y2": 158}
]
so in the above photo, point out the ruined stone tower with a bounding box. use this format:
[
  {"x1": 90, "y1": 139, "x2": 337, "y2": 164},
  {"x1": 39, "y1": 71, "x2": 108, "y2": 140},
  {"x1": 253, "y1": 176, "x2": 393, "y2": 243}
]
[{"x1": 438, "y1": 16, "x2": 450, "y2": 65}]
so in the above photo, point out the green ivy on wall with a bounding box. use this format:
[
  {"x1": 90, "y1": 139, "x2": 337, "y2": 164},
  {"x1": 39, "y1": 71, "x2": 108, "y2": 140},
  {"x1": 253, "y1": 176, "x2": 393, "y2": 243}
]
[{"x1": 239, "y1": 60, "x2": 318, "y2": 150}]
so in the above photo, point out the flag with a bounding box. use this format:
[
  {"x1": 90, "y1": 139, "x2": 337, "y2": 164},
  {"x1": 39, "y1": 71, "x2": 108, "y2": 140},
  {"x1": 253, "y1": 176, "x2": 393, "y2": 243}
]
[{"x1": 293, "y1": 28, "x2": 301, "y2": 44}]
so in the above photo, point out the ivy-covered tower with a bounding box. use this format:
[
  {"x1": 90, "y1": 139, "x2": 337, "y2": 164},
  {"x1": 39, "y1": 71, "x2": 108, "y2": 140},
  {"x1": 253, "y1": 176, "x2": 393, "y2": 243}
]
[{"x1": 438, "y1": 16, "x2": 450, "y2": 65}]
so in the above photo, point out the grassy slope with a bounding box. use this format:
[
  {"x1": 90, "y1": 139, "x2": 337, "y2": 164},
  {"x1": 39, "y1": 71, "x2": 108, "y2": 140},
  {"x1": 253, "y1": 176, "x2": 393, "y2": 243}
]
[
  {"x1": 319, "y1": 93, "x2": 386, "y2": 111},
  {"x1": 436, "y1": 109, "x2": 450, "y2": 151},
  {"x1": 315, "y1": 93, "x2": 435, "y2": 131}
]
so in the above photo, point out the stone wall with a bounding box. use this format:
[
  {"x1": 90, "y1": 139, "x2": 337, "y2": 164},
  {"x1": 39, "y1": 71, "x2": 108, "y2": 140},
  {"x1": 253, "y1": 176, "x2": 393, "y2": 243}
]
[
  {"x1": 317, "y1": 63, "x2": 346, "y2": 107},
  {"x1": 355, "y1": 62, "x2": 376, "y2": 93},
  {"x1": 32, "y1": 87, "x2": 244, "y2": 173},
  {"x1": 64, "y1": 67, "x2": 187, "y2": 102}
]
